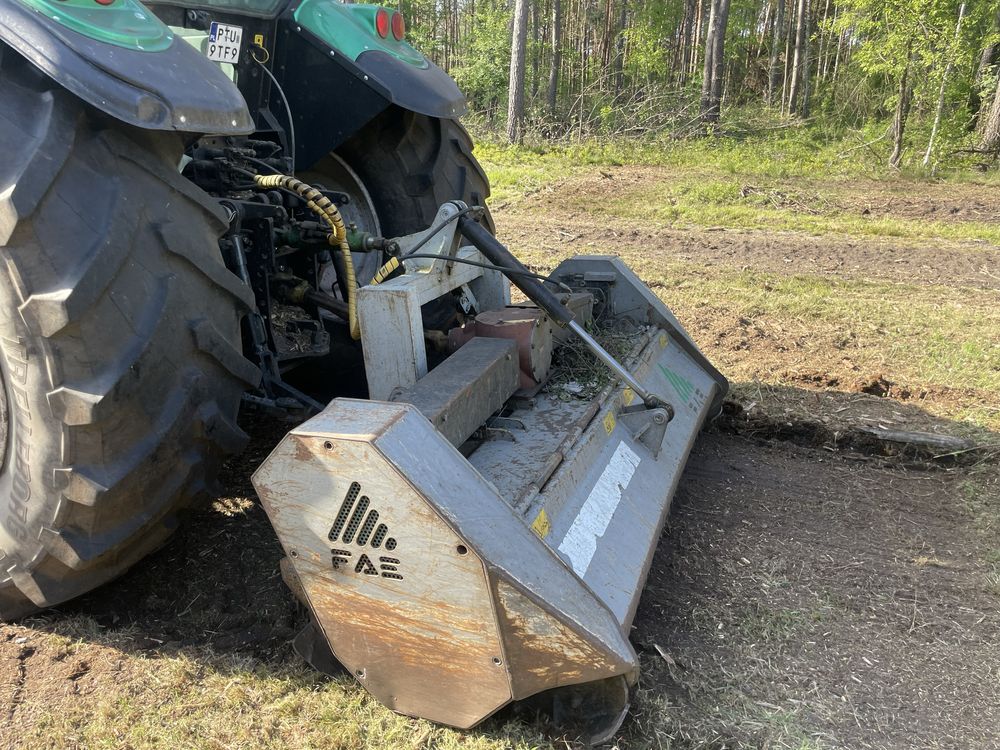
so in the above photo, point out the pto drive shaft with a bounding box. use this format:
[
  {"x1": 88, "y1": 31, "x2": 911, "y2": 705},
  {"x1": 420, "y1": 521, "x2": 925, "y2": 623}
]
[{"x1": 457, "y1": 216, "x2": 666, "y2": 409}]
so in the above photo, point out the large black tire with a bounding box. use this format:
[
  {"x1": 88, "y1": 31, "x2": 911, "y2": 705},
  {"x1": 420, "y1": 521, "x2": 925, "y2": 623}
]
[
  {"x1": 335, "y1": 108, "x2": 494, "y2": 237},
  {"x1": 0, "y1": 53, "x2": 259, "y2": 619}
]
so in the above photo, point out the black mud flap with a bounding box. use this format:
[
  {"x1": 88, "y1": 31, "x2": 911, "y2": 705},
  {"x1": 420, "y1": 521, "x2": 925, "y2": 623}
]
[{"x1": 0, "y1": 1, "x2": 252, "y2": 133}]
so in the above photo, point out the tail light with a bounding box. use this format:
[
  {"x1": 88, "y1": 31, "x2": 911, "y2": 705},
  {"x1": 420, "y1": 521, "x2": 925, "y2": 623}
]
[
  {"x1": 391, "y1": 11, "x2": 405, "y2": 40},
  {"x1": 375, "y1": 8, "x2": 390, "y2": 38}
]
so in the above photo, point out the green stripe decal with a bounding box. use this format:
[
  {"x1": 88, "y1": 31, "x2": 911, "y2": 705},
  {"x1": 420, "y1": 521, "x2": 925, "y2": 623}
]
[{"x1": 658, "y1": 364, "x2": 694, "y2": 402}]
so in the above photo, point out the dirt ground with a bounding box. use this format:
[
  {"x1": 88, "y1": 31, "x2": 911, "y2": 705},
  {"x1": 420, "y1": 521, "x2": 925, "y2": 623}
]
[
  {"x1": 496, "y1": 166, "x2": 1000, "y2": 290},
  {"x1": 2, "y1": 167, "x2": 999, "y2": 749}
]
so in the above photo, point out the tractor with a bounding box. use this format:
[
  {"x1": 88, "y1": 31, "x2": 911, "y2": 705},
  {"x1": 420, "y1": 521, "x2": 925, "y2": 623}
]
[{"x1": 0, "y1": 0, "x2": 727, "y2": 742}]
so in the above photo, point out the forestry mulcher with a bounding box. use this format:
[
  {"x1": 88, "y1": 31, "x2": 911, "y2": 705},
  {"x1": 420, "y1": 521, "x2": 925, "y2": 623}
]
[{"x1": 0, "y1": 0, "x2": 727, "y2": 741}]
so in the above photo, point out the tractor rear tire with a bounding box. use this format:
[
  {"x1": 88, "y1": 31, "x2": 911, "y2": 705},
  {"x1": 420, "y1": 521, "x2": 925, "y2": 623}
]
[
  {"x1": 335, "y1": 108, "x2": 494, "y2": 237},
  {"x1": 0, "y1": 54, "x2": 258, "y2": 619}
]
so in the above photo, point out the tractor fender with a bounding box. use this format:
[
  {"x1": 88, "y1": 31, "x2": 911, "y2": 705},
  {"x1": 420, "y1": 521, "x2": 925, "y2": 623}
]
[
  {"x1": 354, "y1": 49, "x2": 466, "y2": 122},
  {"x1": 0, "y1": 1, "x2": 252, "y2": 134},
  {"x1": 278, "y1": 19, "x2": 467, "y2": 167}
]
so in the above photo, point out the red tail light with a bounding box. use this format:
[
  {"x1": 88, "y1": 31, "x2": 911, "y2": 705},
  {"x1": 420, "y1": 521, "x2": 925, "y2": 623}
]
[
  {"x1": 375, "y1": 8, "x2": 390, "y2": 38},
  {"x1": 391, "y1": 11, "x2": 405, "y2": 41}
]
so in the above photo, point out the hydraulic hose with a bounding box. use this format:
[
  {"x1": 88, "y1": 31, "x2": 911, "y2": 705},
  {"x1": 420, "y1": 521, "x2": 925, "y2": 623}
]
[
  {"x1": 254, "y1": 174, "x2": 361, "y2": 340},
  {"x1": 370, "y1": 256, "x2": 400, "y2": 286}
]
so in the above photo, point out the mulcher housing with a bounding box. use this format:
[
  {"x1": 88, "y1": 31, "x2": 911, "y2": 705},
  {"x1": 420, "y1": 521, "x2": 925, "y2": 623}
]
[{"x1": 253, "y1": 255, "x2": 727, "y2": 729}]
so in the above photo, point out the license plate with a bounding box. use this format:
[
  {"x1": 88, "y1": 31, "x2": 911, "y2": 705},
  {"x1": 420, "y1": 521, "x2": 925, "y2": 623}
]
[{"x1": 207, "y1": 22, "x2": 243, "y2": 63}]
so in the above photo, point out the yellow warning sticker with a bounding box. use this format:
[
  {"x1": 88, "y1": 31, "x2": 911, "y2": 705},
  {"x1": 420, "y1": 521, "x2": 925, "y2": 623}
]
[
  {"x1": 531, "y1": 509, "x2": 551, "y2": 538},
  {"x1": 603, "y1": 411, "x2": 616, "y2": 435},
  {"x1": 659, "y1": 333, "x2": 669, "y2": 349},
  {"x1": 254, "y1": 33, "x2": 265, "y2": 47},
  {"x1": 622, "y1": 388, "x2": 635, "y2": 406}
]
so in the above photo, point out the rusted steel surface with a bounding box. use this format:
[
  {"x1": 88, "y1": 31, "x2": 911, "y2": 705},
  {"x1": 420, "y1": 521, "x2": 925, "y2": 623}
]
[
  {"x1": 254, "y1": 431, "x2": 511, "y2": 727},
  {"x1": 474, "y1": 308, "x2": 554, "y2": 389},
  {"x1": 253, "y1": 400, "x2": 637, "y2": 728},
  {"x1": 390, "y1": 337, "x2": 518, "y2": 448}
]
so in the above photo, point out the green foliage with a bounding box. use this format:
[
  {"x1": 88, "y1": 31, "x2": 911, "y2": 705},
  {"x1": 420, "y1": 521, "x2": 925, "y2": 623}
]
[
  {"x1": 399, "y1": 0, "x2": 999, "y2": 171},
  {"x1": 449, "y1": 0, "x2": 511, "y2": 113},
  {"x1": 832, "y1": 0, "x2": 1000, "y2": 161}
]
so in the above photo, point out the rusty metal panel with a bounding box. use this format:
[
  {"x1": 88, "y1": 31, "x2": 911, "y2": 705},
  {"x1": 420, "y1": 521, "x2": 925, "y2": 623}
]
[
  {"x1": 474, "y1": 308, "x2": 555, "y2": 388},
  {"x1": 252, "y1": 430, "x2": 511, "y2": 728},
  {"x1": 367, "y1": 405, "x2": 637, "y2": 670},
  {"x1": 391, "y1": 337, "x2": 518, "y2": 448},
  {"x1": 491, "y1": 576, "x2": 633, "y2": 700}
]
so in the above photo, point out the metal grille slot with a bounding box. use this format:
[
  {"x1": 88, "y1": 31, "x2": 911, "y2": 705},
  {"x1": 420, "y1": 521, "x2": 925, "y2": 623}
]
[
  {"x1": 328, "y1": 482, "x2": 361, "y2": 541},
  {"x1": 330, "y1": 548, "x2": 352, "y2": 569},
  {"x1": 356, "y1": 510, "x2": 379, "y2": 546},
  {"x1": 355, "y1": 553, "x2": 378, "y2": 575},
  {"x1": 342, "y1": 496, "x2": 370, "y2": 544},
  {"x1": 371, "y1": 524, "x2": 388, "y2": 548}
]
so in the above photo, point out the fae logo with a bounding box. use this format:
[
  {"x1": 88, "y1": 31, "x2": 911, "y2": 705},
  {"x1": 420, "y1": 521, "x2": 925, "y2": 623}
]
[{"x1": 328, "y1": 482, "x2": 402, "y2": 580}]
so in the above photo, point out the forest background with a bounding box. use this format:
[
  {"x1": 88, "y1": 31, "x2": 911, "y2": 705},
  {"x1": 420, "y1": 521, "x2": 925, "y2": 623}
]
[{"x1": 398, "y1": 0, "x2": 1000, "y2": 172}]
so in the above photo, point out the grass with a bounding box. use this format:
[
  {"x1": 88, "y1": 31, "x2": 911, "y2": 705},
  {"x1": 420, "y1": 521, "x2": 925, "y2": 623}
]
[
  {"x1": 16, "y1": 624, "x2": 550, "y2": 750},
  {"x1": 474, "y1": 125, "x2": 1000, "y2": 206},
  {"x1": 476, "y1": 125, "x2": 1000, "y2": 244},
  {"x1": 597, "y1": 178, "x2": 1000, "y2": 244}
]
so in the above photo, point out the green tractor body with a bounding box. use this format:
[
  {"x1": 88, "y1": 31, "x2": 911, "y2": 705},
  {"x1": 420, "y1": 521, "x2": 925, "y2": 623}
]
[{"x1": 0, "y1": 0, "x2": 727, "y2": 741}]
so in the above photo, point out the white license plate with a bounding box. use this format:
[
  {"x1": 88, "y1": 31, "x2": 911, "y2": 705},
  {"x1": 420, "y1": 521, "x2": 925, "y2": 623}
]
[{"x1": 207, "y1": 22, "x2": 243, "y2": 63}]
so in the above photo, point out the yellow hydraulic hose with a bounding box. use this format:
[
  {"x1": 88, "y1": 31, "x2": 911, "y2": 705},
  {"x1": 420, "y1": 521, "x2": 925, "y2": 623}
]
[
  {"x1": 370, "y1": 256, "x2": 400, "y2": 286},
  {"x1": 254, "y1": 174, "x2": 361, "y2": 340}
]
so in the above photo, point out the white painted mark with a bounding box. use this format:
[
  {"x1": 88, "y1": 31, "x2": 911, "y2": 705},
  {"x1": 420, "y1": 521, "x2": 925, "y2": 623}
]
[{"x1": 557, "y1": 441, "x2": 641, "y2": 577}]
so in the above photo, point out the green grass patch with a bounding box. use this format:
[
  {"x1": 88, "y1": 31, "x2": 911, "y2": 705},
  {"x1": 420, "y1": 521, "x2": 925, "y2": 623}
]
[
  {"x1": 659, "y1": 268, "x2": 998, "y2": 391},
  {"x1": 474, "y1": 125, "x2": 1000, "y2": 206},
  {"x1": 598, "y1": 177, "x2": 1000, "y2": 244}
]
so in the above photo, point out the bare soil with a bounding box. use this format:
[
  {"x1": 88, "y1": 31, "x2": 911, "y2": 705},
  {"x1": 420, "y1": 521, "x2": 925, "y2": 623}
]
[
  {"x1": 498, "y1": 166, "x2": 1000, "y2": 290},
  {"x1": 2, "y1": 166, "x2": 998, "y2": 749},
  {"x1": 628, "y1": 429, "x2": 1000, "y2": 749}
]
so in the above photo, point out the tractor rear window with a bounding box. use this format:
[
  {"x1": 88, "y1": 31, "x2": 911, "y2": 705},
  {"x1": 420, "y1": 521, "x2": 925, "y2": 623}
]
[{"x1": 168, "y1": 1, "x2": 287, "y2": 18}]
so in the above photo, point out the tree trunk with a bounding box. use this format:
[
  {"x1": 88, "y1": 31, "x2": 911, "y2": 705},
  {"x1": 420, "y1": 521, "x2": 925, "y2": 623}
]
[
  {"x1": 531, "y1": 0, "x2": 541, "y2": 98},
  {"x1": 923, "y1": 2, "x2": 966, "y2": 167},
  {"x1": 780, "y1": 0, "x2": 794, "y2": 113},
  {"x1": 767, "y1": 0, "x2": 784, "y2": 105},
  {"x1": 814, "y1": 0, "x2": 830, "y2": 81},
  {"x1": 700, "y1": 0, "x2": 718, "y2": 120},
  {"x1": 787, "y1": 0, "x2": 808, "y2": 115},
  {"x1": 547, "y1": 0, "x2": 562, "y2": 116},
  {"x1": 679, "y1": 0, "x2": 697, "y2": 85},
  {"x1": 890, "y1": 49, "x2": 914, "y2": 168},
  {"x1": 798, "y1": 0, "x2": 811, "y2": 117},
  {"x1": 980, "y1": 74, "x2": 1000, "y2": 154},
  {"x1": 692, "y1": 0, "x2": 705, "y2": 80},
  {"x1": 708, "y1": 0, "x2": 732, "y2": 119},
  {"x1": 971, "y1": 9, "x2": 1000, "y2": 125},
  {"x1": 506, "y1": 0, "x2": 530, "y2": 143},
  {"x1": 613, "y1": 0, "x2": 627, "y2": 94}
]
